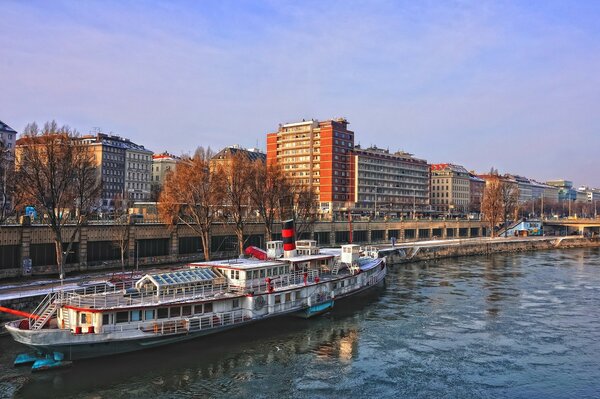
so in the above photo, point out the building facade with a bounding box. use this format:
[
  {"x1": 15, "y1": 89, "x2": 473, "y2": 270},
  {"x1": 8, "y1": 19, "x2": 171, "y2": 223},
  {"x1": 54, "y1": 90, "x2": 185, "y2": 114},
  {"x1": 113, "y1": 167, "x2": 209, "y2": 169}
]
[
  {"x1": 468, "y1": 173, "x2": 485, "y2": 213},
  {"x1": 430, "y1": 164, "x2": 471, "y2": 214},
  {"x1": 0, "y1": 120, "x2": 17, "y2": 159},
  {"x1": 352, "y1": 146, "x2": 429, "y2": 217},
  {"x1": 211, "y1": 145, "x2": 266, "y2": 170},
  {"x1": 125, "y1": 144, "x2": 153, "y2": 201},
  {"x1": 505, "y1": 174, "x2": 535, "y2": 203},
  {"x1": 546, "y1": 180, "x2": 577, "y2": 202},
  {"x1": 152, "y1": 152, "x2": 181, "y2": 188},
  {"x1": 0, "y1": 120, "x2": 17, "y2": 216},
  {"x1": 79, "y1": 133, "x2": 152, "y2": 210},
  {"x1": 267, "y1": 118, "x2": 354, "y2": 214}
]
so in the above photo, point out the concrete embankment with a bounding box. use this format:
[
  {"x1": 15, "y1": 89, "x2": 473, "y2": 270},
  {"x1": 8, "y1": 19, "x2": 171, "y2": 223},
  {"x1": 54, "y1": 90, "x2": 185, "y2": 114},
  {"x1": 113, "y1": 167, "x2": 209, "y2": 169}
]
[{"x1": 379, "y1": 236, "x2": 600, "y2": 265}]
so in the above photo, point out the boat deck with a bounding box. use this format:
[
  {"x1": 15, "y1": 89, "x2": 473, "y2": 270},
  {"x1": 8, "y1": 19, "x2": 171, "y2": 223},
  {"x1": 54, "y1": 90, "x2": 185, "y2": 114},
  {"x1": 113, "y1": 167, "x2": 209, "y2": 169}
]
[{"x1": 60, "y1": 269, "x2": 353, "y2": 310}]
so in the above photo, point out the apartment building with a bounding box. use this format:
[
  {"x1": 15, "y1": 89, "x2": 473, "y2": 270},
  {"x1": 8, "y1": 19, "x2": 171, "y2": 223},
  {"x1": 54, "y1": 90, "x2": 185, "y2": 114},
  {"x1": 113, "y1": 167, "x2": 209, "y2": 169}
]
[
  {"x1": 352, "y1": 145, "x2": 429, "y2": 216},
  {"x1": 125, "y1": 143, "x2": 153, "y2": 201},
  {"x1": 152, "y1": 152, "x2": 181, "y2": 187},
  {"x1": 0, "y1": 120, "x2": 17, "y2": 159},
  {"x1": 267, "y1": 118, "x2": 354, "y2": 214},
  {"x1": 430, "y1": 163, "x2": 471, "y2": 214},
  {"x1": 79, "y1": 133, "x2": 152, "y2": 209},
  {"x1": 468, "y1": 173, "x2": 485, "y2": 213}
]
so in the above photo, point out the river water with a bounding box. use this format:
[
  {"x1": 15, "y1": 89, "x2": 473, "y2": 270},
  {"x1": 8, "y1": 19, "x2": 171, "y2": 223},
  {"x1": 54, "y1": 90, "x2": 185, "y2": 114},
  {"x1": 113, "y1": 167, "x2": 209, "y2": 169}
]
[{"x1": 1, "y1": 248, "x2": 599, "y2": 399}]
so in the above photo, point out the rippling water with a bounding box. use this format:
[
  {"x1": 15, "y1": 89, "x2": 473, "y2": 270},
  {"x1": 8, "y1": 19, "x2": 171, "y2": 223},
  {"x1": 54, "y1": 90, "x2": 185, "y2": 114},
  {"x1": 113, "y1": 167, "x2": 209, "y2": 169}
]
[{"x1": 2, "y1": 248, "x2": 600, "y2": 399}]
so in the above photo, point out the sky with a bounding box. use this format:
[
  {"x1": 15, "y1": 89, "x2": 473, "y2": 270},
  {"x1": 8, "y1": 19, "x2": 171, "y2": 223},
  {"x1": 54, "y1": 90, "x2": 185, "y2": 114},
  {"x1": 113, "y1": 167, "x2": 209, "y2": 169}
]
[{"x1": 1, "y1": 0, "x2": 599, "y2": 187}]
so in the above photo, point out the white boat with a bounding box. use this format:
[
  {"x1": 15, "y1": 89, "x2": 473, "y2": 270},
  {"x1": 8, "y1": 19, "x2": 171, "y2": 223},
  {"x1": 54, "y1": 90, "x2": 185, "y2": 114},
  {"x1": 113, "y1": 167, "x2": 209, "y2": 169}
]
[{"x1": 4, "y1": 221, "x2": 386, "y2": 365}]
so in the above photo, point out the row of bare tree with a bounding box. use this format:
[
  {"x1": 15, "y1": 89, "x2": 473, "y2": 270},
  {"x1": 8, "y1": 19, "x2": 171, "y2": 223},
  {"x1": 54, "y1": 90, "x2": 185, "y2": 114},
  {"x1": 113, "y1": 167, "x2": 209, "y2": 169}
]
[
  {"x1": 12, "y1": 122, "x2": 102, "y2": 278},
  {"x1": 158, "y1": 147, "x2": 318, "y2": 260}
]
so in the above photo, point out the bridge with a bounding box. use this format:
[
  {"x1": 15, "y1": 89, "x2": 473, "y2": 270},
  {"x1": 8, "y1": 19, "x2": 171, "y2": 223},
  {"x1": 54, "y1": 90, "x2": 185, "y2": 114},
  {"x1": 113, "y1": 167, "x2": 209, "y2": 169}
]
[{"x1": 543, "y1": 218, "x2": 600, "y2": 236}]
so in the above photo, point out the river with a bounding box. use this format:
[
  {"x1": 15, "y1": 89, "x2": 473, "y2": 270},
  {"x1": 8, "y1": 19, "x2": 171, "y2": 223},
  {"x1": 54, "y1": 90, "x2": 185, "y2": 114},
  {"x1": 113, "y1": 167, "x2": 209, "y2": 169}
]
[{"x1": 1, "y1": 248, "x2": 599, "y2": 398}]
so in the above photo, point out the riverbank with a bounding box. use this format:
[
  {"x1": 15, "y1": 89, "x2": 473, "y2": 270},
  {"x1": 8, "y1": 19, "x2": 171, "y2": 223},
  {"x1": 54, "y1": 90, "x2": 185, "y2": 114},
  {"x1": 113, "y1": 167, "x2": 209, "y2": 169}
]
[
  {"x1": 1, "y1": 236, "x2": 599, "y2": 327},
  {"x1": 377, "y1": 235, "x2": 600, "y2": 265}
]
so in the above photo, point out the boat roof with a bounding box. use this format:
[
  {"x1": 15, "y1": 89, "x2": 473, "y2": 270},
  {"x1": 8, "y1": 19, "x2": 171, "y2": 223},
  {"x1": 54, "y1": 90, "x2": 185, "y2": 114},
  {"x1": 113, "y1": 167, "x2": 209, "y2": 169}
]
[
  {"x1": 359, "y1": 258, "x2": 382, "y2": 272},
  {"x1": 190, "y1": 257, "x2": 285, "y2": 270},
  {"x1": 136, "y1": 268, "x2": 219, "y2": 289},
  {"x1": 282, "y1": 254, "x2": 334, "y2": 263}
]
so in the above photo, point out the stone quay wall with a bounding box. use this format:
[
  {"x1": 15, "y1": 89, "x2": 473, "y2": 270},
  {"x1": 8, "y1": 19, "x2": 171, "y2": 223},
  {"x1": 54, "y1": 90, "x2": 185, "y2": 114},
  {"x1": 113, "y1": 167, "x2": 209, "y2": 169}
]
[{"x1": 0, "y1": 219, "x2": 486, "y2": 279}]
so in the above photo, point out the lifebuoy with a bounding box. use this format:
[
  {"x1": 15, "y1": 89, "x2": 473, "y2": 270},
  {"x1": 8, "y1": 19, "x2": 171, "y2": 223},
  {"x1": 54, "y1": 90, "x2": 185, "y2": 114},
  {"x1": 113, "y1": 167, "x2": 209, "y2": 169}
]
[{"x1": 254, "y1": 295, "x2": 266, "y2": 310}]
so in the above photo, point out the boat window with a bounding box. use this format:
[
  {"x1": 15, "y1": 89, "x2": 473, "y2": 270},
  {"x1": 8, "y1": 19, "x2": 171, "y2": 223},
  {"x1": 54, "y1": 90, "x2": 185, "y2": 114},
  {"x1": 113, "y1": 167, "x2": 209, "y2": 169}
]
[
  {"x1": 259, "y1": 269, "x2": 265, "y2": 278},
  {"x1": 285, "y1": 292, "x2": 291, "y2": 302},
  {"x1": 333, "y1": 282, "x2": 338, "y2": 289},
  {"x1": 131, "y1": 310, "x2": 142, "y2": 322},
  {"x1": 171, "y1": 307, "x2": 181, "y2": 317},
  {"x1": 80, "y1": 313, "x2": 89, "y2": 324},
  {"x1": 232, "y1": 299, "x2": 240, "y2": 309},
  {"x1": 274, "y1": 295, "x2": 281, "y2": 304},
  {"x1": 280, "y1": 267, "x2": 284, "y2": 275},
  {"x1": 204, "y1": 303, "x2": 213, "y2": 313},
  {"x1": 193, "y1": 304, "x2": 203, "y2": 315},
  {"x1": 182, "y1": 305, "x2": 192, "y2": 316},
  {"x1": 116, "y1": 311, "x2": 129, "y2": 323},
  {"x1": 273, "y1": 268, "x2": 279, "y2": 276},
  {"x1": 157, "y1": 308, "x2": 169, "y2": 319},
  {"x1": 144, "y1": 310, "x2": 155, "y2": 320},
  {"x1": 102, "y1": 313, "x2": 110, "y2": 325}
]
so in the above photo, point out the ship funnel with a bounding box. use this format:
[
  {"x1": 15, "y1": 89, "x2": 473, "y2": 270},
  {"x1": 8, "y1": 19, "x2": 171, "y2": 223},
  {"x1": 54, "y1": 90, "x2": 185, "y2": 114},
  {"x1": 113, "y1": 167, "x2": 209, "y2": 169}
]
[{"x1": 282, "y1": 219, "x2": 297, "y2": 258}]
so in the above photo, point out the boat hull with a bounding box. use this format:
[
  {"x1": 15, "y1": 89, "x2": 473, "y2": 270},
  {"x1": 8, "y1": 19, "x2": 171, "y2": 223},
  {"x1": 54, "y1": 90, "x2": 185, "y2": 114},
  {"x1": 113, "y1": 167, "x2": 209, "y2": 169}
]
[{"x1": 293, "y1": 299, "x2": 334, "y2": 319}]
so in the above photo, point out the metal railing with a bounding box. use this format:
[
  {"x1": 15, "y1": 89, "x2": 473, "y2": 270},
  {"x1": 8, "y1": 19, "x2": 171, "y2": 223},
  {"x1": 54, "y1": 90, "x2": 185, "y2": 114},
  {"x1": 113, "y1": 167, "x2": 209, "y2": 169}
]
[
  {"x1": 229, "y1": 269, "x2": 323, "y2": 294},
  {"x1": 62, "y1": 282, "x2": 229, "y2": 309},
  {"x1": 100, "y1": 309, "x2": 249, "y2": 335}
]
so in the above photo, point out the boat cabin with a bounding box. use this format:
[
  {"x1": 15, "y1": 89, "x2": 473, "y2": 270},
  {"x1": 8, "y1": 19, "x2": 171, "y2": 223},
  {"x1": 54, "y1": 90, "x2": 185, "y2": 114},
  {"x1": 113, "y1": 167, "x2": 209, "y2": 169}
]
[
  {"x1": 134, "y1": 268, "x2": 225, "y2": 296},
  {"x1": 296, "y1": 240, "x2": 319, "y2": 256}
]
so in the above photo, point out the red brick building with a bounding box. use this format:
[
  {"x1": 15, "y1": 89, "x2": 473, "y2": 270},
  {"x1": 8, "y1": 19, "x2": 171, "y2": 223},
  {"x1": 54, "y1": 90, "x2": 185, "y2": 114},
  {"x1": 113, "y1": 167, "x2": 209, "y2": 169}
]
[{"x1": 267, "y1": 118, "x2": 354, "y2": 214}]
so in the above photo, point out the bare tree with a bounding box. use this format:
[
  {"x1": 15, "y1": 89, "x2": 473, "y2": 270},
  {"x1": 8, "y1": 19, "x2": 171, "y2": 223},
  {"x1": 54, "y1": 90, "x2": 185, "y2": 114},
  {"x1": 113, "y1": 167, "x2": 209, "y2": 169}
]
[
  {"x1": 281, "y1": 181, "x2": 319, "y2": 240},
  {"x1": 113, "y1": 193, "x2": 130, "y2": 272},
  {"x1": 248, "y1": 162, "x2": 287, "y2": 242},
  {"x1": 481, "y1": 177, "x2": 503, "y2": 238},
  {"x1": 500, "y1": 181, "x2": 519, "y2": 237},
  {"x1": 217, "y1": 152, "x2": 255, "y2": 256},
  {"x1": 15, "y1": 121, "x2": 101, "y2": 278},
  {"x1": 158, "y1": 147, "x2": 223, "y2": 261}
]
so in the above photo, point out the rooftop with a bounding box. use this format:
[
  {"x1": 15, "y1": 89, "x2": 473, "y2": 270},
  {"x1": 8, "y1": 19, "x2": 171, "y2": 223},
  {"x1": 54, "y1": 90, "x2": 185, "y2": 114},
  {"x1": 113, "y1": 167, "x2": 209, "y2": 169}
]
[
  {"x1": 0, "y1": 120, "x2": 17, "y2": 134},
  {"x1": 190, "y1": 257, "x2": 284, "y2": 270}
]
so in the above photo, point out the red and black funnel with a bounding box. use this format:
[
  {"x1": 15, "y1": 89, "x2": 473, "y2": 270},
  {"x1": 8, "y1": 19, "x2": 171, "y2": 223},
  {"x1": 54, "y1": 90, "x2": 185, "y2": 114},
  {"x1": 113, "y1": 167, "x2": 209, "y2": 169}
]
[{"x1": 282, "y1": 219, "x2": 296, "y2": 251}]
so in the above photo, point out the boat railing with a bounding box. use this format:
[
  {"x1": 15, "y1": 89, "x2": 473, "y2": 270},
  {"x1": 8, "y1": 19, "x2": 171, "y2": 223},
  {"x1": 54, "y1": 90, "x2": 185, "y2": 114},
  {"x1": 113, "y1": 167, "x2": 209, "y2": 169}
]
[
  {"x1": 62, "y1": 282, "x2": 229, "y2": 309},
  {"x1": 100, "y1": 309, "x2": 249, "y2": 335},
  {"x1": 232, "y1": 269, "x2": 321, "y2": 294}
]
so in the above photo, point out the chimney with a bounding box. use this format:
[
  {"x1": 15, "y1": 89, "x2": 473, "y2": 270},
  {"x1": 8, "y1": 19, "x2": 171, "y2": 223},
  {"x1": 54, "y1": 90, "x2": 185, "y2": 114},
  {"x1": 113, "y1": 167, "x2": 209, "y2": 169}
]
[{"x1": 282, "y1": 219, "x2": 297, "y2": 258}]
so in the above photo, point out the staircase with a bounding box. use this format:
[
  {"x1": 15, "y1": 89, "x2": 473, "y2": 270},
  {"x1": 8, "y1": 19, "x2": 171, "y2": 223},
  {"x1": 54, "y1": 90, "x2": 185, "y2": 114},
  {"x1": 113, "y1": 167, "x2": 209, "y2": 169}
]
[
  {"x1": 30, "y1": 293, "x2": 58, "y2": 330},
  {"x1": 62, "y1": 307, "x2": 71, "y2": 330},
  {"x1": 331, "y1": 260, "x2": 340, "y2": 275}
]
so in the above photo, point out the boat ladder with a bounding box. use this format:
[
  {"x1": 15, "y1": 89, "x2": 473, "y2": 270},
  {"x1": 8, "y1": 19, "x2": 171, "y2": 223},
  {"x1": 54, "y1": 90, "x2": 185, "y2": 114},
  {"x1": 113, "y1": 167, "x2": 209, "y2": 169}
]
[
  {"x1": 62, "y1": 306, "x2": 71, "y2": 330},
  {"x1": 30, "y1": 292, "x2": 59, "y2": 330},
  {"x1": 331, "y1": 260, "x2": 340, "y2": 275}
]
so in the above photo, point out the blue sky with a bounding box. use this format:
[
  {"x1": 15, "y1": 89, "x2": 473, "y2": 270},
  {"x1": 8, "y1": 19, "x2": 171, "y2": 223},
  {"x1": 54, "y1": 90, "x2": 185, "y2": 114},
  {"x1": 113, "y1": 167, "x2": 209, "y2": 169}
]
[{"x1": 1, "y1": 0, "x2": 599, "y2": 186}]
